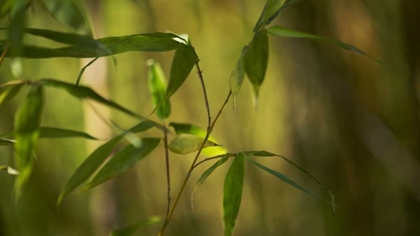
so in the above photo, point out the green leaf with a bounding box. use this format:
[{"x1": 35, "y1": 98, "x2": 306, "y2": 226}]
[
  {"x1": 13, "y1": 84, "x2": 44, "y2": 200},
  {"x1": 22, "y1": 28, "x2": 96, "y2": 47},
  {"x1": 58, "y1": 120, "x2": 154, "y2": 204},
  {"x1": 0, "y1": 138, "x2": 14, "y2": 145},
  {"x1": 83, "y1": 138, "x2": 160, "y2": 191},
  {"x1": 169, "y1": 122, "x2": 227, "y2": 156},
  {"x1": 42, "y1": 79, "x2": 146, "y2": 120},
  {"x1": 41, "y1": 0, "x2": 91, "y2": 35},
  {"x1": 8, "y1": 0, "x2": 27, "y2": 58},
  {"x1": 166, "y1": 43, "x2": 199, "y2": 99},
  {"x1": 230, "y1": 46, "x2": 247, "y2": 95},
  {"x1": 0, "y1": 82, "x2": 25, "y2": 106},
  {"x1": 109, "y1": 216, "x2": 163, "y2": 236},
  {"x1": 0, "y1": 0, "x2": 12, "y2": 18},
  {"x1": 38, "y1": 127, "x2": 98, "y2": 140},
  {"x1": 0, "y1": 165, "x2": 19, "y2": 175},
  {"x1": 168, "y1": 133, "x2": 220, "y2": 155},
  {"x1": 223, "y1": 152, "x2": 246, "y2": 236},
  {"x1": 245, "y1": 157, "x2": 334, "y2": 208},
  {"x1": 1, "y1": 33, "x2": 181, "y2": 58},
  {"x1": 147, "y1": 59, "x2": 171, "y2": 120},
  {"x1": 196, "y1": 154, "x2": 229, "y2": 188},
  {"x1": 267, "y1": 25, "x2": 379, "y2": 63},
  {"x1": 253, "y1": 0, "x2": 302, "y2": 32},
  {"x1": 244, "y1": 29, "x2": 269, "y2": 103}
]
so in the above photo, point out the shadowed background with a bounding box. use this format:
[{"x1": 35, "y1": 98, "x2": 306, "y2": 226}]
[{"x1": 1, "y1": 0, "x2": 420, "y2": 235}]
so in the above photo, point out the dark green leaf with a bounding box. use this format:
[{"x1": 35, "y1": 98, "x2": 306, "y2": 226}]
[
  {"x1": 8, "y1": 0, "x2": 27, "y2": 58},
  {"x1": 23, "y1": 28, "x2": 96, "y2": 47},
  {"x1": 147, "y1": 59, "x2": 171, "y2": 120},
  {"x1": 1, "y1": 33, "x2": 181, "y2": 58},
  {"x1": 42, "y1": 79, "x2": 146, "y2": 120},
  {"x1": 196, "y1": 154, "x2": 229, "y2": 188},
  {"x1": 230, "y1": 46, "x2": 247, "y2": 95},
  {"x1": 0, "y1": 138, "x2": 14, "y2": 145},
  {"x1": 166, "y1": 43, "x2": 199, "y2": 99},
  {"x1": 109, "y1": 216, "x2": 163, "y2": 236},
  {"x1": 0, "y1": 82, "x2": 25, "y2": 105},
  {"x1": 223, "y1": 152, "x2": 245, "y2": 236},
  {"x1": 0, "y1": 0, "x2": 12, "y2": 18},
  {"x1": 83, "y1": 138, "x2": 160, "y2": 191},
  {"x1": 267, "y1": 25, "x2": 380, "y2": 63},
  {"x1": 13, "y1": 84, "x2": 44, "y2": 200},
  {"x1": 253, "y1": 0, "x2": 302, "y2": 32},
  {"x1": 58, "y1": 134, "x2": 124, "y2": 205},
  {"x1": 244, "y1": 29, "x2": 269, "y2": 102},
  {"x1": 41, "y1": 0, "x2": 91, "y2": 34},
  {"x1": 39, "y1": 127, "x2": 98, "y2": 140},
  {"x1": 245, "y1": 157, "x2": 334, "y2": 208}
]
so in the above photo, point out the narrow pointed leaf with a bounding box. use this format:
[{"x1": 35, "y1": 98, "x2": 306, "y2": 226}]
[
  {"x1": 166, "y1": 44, "x2": 199, "y2": 99},
  {"x1": 109, "y1": 216, "x2": 163, "y2": 236},
  {"x1": 196, "y1": 154, "x2": 229, "y2": 188},
  {"x1": 147, "y1": 59, "x2": 171, "y2": 119},
  {"x1": 169, "y1": 122, "x2": 227, "y2": 155},
  {"x1": 41, "y1": 0, "x2": 91, "y2": 34},
  {"x1": 244, "y1": 29, "x2": 269, "y2": 102},
  {"x1": 83, "y1": 138, "x2": 160, "y2": 191},
  {"x1": 253, "y1": 0, "x2": 302, "y2": 32},
  {"x1": 1, "y1": 33, "x2": 181, "y2": 58},
  {"x1": 58, "y1": 120, "x2": 155, "y2": 204},
  {"x1": 13, "y1": 84, "x2": 44, "y2": 200},
  {"x1": 38, "y1": 127, "x2": 98, "y2": 139},
  {"x1": 8, "y1": 0, "x2": 27, "y2": 58},
  {"x1": 267, "y1": 25, "x2": 379, "y2": 63},
  {"x1": 168, "y1": 133, "x2": 220, "y2": 155},
  {"x1": 22, "y1": 28, "x2": 96, "y2": 47},
  {"x1": 0, "y1": 82, "x2": 24, "y2": 105},
  {"x1": 42, "y1": 79, "x2": 146, "y2": 120},
  {"x1": 0, "y1": 138, "x2": 14, "y2": 145},
  {"x1": 229, "y1": 46, "x2": 247, "y2": 95},
  {"x1": 223, "y1": 152, "x2": 246, "y2": 236},
  {"x1": 245, "y1": 157, "x2": 334, "y2": 208}
]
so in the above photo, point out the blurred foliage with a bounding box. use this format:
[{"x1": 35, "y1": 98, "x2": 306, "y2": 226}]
[{"x1": 1, "y1": 0, "x2": 420, "y2": 236}]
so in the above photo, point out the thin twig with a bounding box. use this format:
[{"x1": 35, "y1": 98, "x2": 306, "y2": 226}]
[
  {"x1": 195, "y1": 63, "x2": 211, "y2": 128},
  {"x1": 0, "y1": 44, "x2": 9, "y2": 67},
  {"x1": 163, "y1": 121, "x2": 171, "y2": 216}
]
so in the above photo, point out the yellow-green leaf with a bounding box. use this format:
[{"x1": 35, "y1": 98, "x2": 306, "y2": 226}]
[
  {"x1": 168, "y1": 133, "x2": 220, "y2": 155},
  {"x1": 147, "y1": 59, "x2": 171, "y2": 120},
  {"x1": 0, "y1": 81, "x2": 25, "y2": 105}
]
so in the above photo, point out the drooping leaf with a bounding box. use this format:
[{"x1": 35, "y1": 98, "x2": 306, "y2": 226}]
[
  {"x1": 38, "y1": 127, "x2": 98, "y2": 140},
  {"x1": 244, "y1": 29, "x2": 269, "y2": 103},
  {"x1": 0, "y1": 33, "x2": 181, "y2": 58},
  {"x1": 229, "y1": 46, "x2": 247, "y2": 95},
  {"x1": 223, "y1": 152, "x2": 246, "y2": 236},
  {"x1": 166, "y1": 43, "x2": 199, "y2": 99},
  {"x1": 83, "y1": 138, "x2": 160, "y2": 191},
  {"x1": 0, "y1": 138, "x2": 14, "y2": 145},
  {"x1": 58, "y1": 120, "x2": 155, "y2": 204},
  {"x1": 245, "y1": 157, "x2": 335, "y2": 209},
  {"x1": 168, "y1": 133, "x2": 220, "y2": 155},
  {"x1": 195, "y1": 154, "x2": 229, "y2": 190},
  {"x1": 13, "y1": 84, "x2": 44, "y2": 200},
  {"x1": 42, "y1": 79, "x2": 147, "y2": 120},
  {"x1": 253, "y1": 0, "x2": 302, "y2": 32},
  {"x1": 41, "y1": 0, "x2": 91, "y2": 35},
  {"x1": 267, "y1": 25, "x2": 379, "y2": 63},
  {"x1": 0, "y1": 82, "x2": 25, "y2": 105},
  {"x1": 8, "y1": 0, "x2": 27, "y2": 58},
  {"x1": 147, "y1": 59, "x2": 171, "y2": 120},
  {"x1": 109, "y1": 216, "x2": 163, "y2": 236},
  {"x1": 169, "y1": 122, "x2": 227, "y2": 155}
]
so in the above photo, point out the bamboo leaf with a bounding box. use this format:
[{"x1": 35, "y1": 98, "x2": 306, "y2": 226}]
[
  {"x1": 13, "y1": 84, "x2": 44, "y2": 200},
  {"x1": 147, "y1": 59, "x2": 171, "y2": 120},
  {"x1": 245, "y1": 157, "x2": 335, "y2": 209},
  {"x1": 196, "y1": 154, "x2": 229, "y2": 189},
  {"x1": 168, "y1": 133, "x2": 220, "y2": 155},
  {"x1": 58, "y1": 120, "x2": 154, "y2": 204},
  {"x1": 0, "y1": 82, "x2": 25, "y2": 105},
  {"x1": 22, "y1": 28, "x2": 96, "y2": 47},
  {"x1": 109, "y1": 216, "x2": 163, "y2": 236},
  {"x1": 0, "y1": 138, "x2": 14, "y2": 145},
  {"x1": 229, "y1": 46, "x2": 247, "y2": 95},
  {"x1": 267, "y1": 25, "x2": 379, "y2": 63},
  {"x1": 8, "y1": 0, "x2": 27, "y2": 58},
  {"x1": 166, "y1": 43, "x2": 199, "y2": 99},
  {"x1": 41, "y1": 0, "x2": 91, "y2": 34},
  {"x1": 83, "y1": 138, "x2": 160, "y2": 191},
  {"x1": 223, "y1": 152, "x2": 245, "y2": 236},
  {"x1": 244, "y1": 29, "x2": 269, "y2": 104},
  {"x1": 39, "y1": 127, "x2": 98, "y2": 140},
  {"x1": 253, "y1": 0, "x2": 302, "y2": 32}
]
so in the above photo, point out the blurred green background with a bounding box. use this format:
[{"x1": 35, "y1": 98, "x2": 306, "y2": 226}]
[{"x1": 1, "y1": 0, "x2": 420, "y2": 235}]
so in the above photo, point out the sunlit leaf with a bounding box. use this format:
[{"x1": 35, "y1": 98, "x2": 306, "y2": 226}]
[
  {"x1": 0, "y1": 82, "x2": 24, "y2": 105},
  {"x1": 83, "y1": 138, "x2": 160, "y2": 191},
  {"x1": 147, "y1": 59, "x2": 171, "y2": 120},
  {"x1": 244, "y1": 29, "x2": 269, "y2": 104},
  {"x1": 41, "y1": 0, "x2": 91, "y2": 34},
  {"x1": 169, "y1": 122, "x2": 227, "y2": 155},
  {"x1": 13, "y1": 84, "x2": 44, "y2": 200},
  {"x1": 42, "y1": 79, "x2": 147, "y2": 120},
  {"x1": 253, "y1": 0, "x2": 302, "y2": 32},
  {"x1": 1, "y1": 33, "x2": 181, "y2": 58},
  {"x1": 267, "y1": 25, "x2": 379, "y2": 63},
  {"x1": 223, "y1": 152, "x2": 245, "y2": 236},
  {"x1": 0, "y1": 138, "x2": 14, "y2": 145},
  {"x1": 58, "y1": 121, "x2": 155, "y2": 204},
  {"x1": 168, "y1": 133, "x2": 220, "y2": 155},
  {"x1": 245, "y1": 157, "x2": 334, "y2": 208},
  {"x1": 166, "y1": 43, "x2": 199, "y2": 99},
  {"x1": 0, "y1": 165, "x2": 19, "y2": 175},
  {"x1": 109, "y1": 216, "x2": 163, "y2": 236}
]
